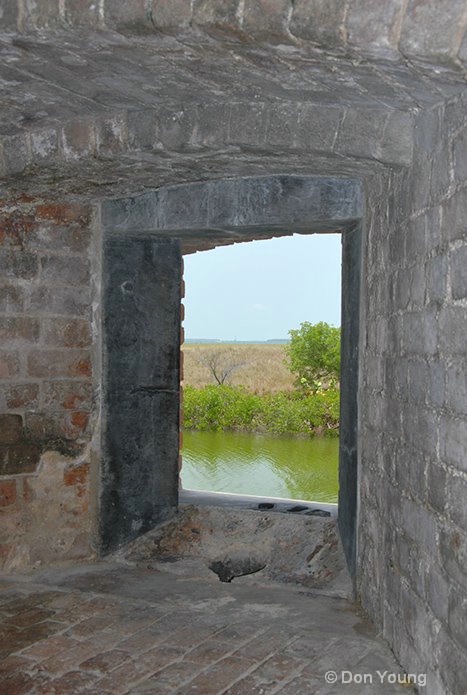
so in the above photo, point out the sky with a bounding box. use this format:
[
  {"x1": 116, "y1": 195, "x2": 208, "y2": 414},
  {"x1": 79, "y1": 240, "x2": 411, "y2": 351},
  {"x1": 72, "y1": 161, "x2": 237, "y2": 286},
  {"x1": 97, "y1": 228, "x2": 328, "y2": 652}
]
[{"x1": 183, "y1": 233, "x2": 342, "y2": 342}]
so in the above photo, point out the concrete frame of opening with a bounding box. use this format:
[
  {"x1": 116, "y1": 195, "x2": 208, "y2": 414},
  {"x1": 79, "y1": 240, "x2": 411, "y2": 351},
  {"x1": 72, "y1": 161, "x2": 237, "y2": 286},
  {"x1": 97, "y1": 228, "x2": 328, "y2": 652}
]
[{"x1": 100, "y1": 175, "x2": 362, "y2": 576}]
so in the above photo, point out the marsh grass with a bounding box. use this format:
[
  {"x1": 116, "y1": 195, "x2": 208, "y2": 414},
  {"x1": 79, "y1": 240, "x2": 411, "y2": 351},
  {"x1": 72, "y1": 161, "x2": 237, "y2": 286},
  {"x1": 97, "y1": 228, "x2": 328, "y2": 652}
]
[{"x1": 182, "y1": 343, "x2": 294, "y2": 393}]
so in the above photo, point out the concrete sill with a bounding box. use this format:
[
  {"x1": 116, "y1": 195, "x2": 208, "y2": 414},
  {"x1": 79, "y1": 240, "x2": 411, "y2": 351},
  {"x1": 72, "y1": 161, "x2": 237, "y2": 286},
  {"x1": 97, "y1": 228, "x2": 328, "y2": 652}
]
[{"x1": 179, "y1": 488, "x2": 338, "y2": 517}]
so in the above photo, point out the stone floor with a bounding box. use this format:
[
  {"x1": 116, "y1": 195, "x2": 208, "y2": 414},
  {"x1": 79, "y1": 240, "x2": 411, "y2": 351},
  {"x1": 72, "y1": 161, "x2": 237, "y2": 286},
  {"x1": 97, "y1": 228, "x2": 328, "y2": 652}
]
[{"x1": 0, "y1": 560, "x2": 414, "y2": 694}]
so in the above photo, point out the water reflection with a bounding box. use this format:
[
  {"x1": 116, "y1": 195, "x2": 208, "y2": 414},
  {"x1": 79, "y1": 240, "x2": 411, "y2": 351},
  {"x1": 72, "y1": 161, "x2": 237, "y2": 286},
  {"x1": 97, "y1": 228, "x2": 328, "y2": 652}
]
[{"x1": 181, "y1": 430, "x2": 339, "y2": 503}]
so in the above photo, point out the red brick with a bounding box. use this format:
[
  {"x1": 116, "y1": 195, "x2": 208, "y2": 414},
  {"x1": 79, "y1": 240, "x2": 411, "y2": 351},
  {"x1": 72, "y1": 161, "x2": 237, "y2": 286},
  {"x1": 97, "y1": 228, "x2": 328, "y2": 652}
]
[
  {"x1": 40, "y1": 254, "x2": 90, "y2": 287},
  {"x1": 28, "y1": 285, "x2": 91, "y2": 317},
  {"x1": 35, "y1": 202, "x2": 90, "y2": 226},
  {"x1": 29, "y1": 223, "x2": 91, "y2": 254},
  {"x1": 27, "y1": 350, "x2": 91, "y2": 378},
  {"x1": 5, "y1": 383, "x2": 39, "y2": 409},
  {"x1": 0, "y1": 351, "x2": 19, "y2": 378},
  {"x1": 0, "y1": 414, "x2": 23, "y2": 444},
  {"x1": 0, "y1": 212, "x2": 35, "y2": 248},
  {"x1": 21, "y1": 635, "x2": 80, "y2": 660},
  {"x1": 64, "y1": 462, "x2": 90, "y2": 487},
  {"x1": 38, "y1": 670, "x2": 96, "y2": 693},
  {"x1": 0, "y1": 250, "x2": 39, "y2": 279},
  {"x1": 80, "y1": 648, "x2": 131, "y2": 673},
  {"x1": 0, "y1": 285, "x2": 24, "y2": 312},
  {"x1": 0, "y1": 480, "x2": 17, "y2": 507},
  {"x1": 25, "y1": 411, "x2": 89, "y2": 443},
  {"x1": 41, "y1": 381, "x2": 92, "y2": 410},
  {"x1": 42, "y1": 318, "x2": 91, "y2": 348},
  {"x1": 0, "y1": 317, "x2": 40, "y2": 343},
  {"x1": 4, "y1": 443, "x2": 41, "y2": 474}
]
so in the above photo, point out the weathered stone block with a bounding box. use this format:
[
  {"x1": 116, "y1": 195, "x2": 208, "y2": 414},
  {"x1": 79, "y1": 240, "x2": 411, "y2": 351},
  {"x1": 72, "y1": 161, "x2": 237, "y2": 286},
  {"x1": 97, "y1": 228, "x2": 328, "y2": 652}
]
[
  {"x1": 0, "y1": 414, "x2": 23, "y2": 445},
  {"x1": 30, "y1": 129, "x2": 59, "y2": 166},
  {"x1": 151, "y1": 0, "x2": 192, "y2": 29},
  {"x1": 1, "y1": 134, "x2": 30, "y2": 176},
  {"x1": 22, "y1": 0, "x2": 60, "y2": 29},
  {"x1": 64, "y1": 0, "x2": 100, "y2": 26},
  {"x1": 228, "y1": 103, "x2": 269, "y2": 147},
  {"x1": 450, "y1": 244, "x2": 467, "y2": 300},
  {"x1": 439, "y1": 306, "x2": 467, "y2": 356},
  {"x1": 192, "y1": 0, "x2": 240, "y2": 29},
  {"x1": 61, "y1": 120, "x2": 96, "y2": 161},
  {"x1": 289, "y1": 0, "x2": 345, "y2": 44},
  {"x1": 0, "y1": 0, "x2": 19, "y2": 30},
  {"x1": 453, "y1": 128, "x2": 467, "y2": 183},
  {"x1": 105, "y1": 0, "x2": 147, "y2": 28},
  {"x1": 127, "y1": 109, "x2": 158, "y2": 150},
  {"x1": 336, "y1": 108, "x2": 387, "y2": 160},
  {"x1": 448, "y1": 587, "x2": 467, "y2": 652},
  {"x1": 446, "y1": 472, "x2": 467, "y2": 532},
  {"x1": 243, "y1": 0, "x2": 290, "y2": 40},
  {"x1": 439, "y1": 524, "x2": 467, "y2": 591},
  {"x1": 96, "y1": 115, "x2": 128, "y2": 155},
  {"x1": 426, "y1": 461, "x2": 446, "y2": 515},
  {"x1": 446, "y1": 361, "x2": 467, "y2": 416},
  {"x1": 426, "y1": 254, "x2": 447, "y2": 304},
  {"x1": 155, "y1": 106, "x2": 197, "y2": 151},
  {"x1": 400, "y1": 497, "x2": 438, "y2": 553},
  {"x1": 442, "y1": 188, "x2": 467, "y2": 242},
  {"x1": 425, "y1": 564, "x2": 449, "y2": 623},
  {"x1": 346, "y1": 0, "x2": 407, "y2": 53},
  {"x1": 403, "y1": 309, "x2": 437, "y2": 356},
  {"x1": 439, "y1": 415, "x2": 467, "y2": 474},
  {"x1": 400, "y1": 0, "x2": 467, "y2": 58},
  {"x1": 296, "y1": 104, "x2": 342, "y2": 152}
]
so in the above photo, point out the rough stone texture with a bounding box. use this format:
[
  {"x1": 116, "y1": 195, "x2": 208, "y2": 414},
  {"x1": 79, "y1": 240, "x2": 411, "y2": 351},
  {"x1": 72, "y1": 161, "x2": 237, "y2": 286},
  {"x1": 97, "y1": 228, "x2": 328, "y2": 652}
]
[
  {"x1": 0, "y1": 5, "x2": 467, "y2": 694},
  {"x1": 121, "y1": 505, "x2": 352, "y2": 597}
]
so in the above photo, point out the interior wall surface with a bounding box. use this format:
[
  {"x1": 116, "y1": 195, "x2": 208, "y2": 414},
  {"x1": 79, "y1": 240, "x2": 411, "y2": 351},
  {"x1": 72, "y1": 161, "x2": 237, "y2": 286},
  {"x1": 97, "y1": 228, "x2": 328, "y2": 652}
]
[
  {"x1": 0, "y1": 198, "x2": 98, "y2": 571},
  {"x1": 0, "y1": 13, "x2": 466, "y2": 690},
  {"x1": 357, "y1": 99, "x2": 467, "y2": 694}
]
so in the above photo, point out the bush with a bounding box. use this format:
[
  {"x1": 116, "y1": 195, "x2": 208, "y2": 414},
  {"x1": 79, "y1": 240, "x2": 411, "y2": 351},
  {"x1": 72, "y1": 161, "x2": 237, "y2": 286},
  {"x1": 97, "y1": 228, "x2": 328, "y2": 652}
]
[
  {"x1": 286, "y1": 321, "x2": 341, "y2": 392},
  {"x1": 183, "y1": 385, "x2": 339, "y2": 436}
]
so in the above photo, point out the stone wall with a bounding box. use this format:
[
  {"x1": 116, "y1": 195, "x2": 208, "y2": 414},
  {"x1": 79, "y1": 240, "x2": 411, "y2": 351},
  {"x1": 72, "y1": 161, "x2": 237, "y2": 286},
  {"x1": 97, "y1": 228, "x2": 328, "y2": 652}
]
[
  {"x1": 2, "y1": 0, "x2": 466, "y2": 61},
  {"x1": 358, "y1": 94, "x2": 467, "y2": 693},
  {"x1": 0, "y1": 198, "x2": 96, "y2": 571},
  {"x1": 0, "y1": 6, "x2": 467, "y2": 692}
]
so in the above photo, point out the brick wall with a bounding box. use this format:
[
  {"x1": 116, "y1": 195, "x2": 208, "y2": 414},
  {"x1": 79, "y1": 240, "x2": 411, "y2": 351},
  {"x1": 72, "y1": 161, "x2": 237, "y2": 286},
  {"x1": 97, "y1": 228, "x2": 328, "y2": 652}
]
[
  {"x1": 0, "y1": 198, "x2": 95, "y2": 571},
  {"x1": 358, "y1": 93, "x2": 467, "y2": 693}
]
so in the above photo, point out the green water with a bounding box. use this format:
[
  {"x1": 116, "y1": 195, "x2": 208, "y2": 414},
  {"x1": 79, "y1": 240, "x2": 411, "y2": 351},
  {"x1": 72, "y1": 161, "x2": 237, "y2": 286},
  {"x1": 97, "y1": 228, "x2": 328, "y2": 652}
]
[{"x1": 181, "y1": 430, "x2": 339, "y2": 503}]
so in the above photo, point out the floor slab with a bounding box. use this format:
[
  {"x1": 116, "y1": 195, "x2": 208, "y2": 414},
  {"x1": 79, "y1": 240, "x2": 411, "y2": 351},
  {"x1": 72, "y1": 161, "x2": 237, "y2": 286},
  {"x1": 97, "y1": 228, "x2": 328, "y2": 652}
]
[{"x1": 0, "y1": 561, "x2": 413, "y2": 693}]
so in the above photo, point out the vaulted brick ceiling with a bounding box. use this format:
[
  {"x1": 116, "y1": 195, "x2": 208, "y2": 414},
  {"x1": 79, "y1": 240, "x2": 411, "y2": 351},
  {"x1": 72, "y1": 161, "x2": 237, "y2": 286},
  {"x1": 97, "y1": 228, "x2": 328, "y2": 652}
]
[{"x1": 0, "y1": 0, "x2": 466, "y2": 197}]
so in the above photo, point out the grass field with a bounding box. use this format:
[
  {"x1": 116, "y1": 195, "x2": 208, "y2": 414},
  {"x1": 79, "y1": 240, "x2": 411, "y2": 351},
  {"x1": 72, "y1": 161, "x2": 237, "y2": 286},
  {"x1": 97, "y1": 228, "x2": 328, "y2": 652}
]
[{"x1": 182, "y1": 343, "x2": 295, "y2": 393}]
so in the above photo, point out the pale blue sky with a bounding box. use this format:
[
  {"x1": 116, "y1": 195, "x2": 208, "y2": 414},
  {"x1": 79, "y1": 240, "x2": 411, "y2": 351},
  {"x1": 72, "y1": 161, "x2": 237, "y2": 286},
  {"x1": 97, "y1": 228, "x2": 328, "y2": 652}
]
[{"x1": 183, "y1": 233, "x2": 342, "y2": 341}]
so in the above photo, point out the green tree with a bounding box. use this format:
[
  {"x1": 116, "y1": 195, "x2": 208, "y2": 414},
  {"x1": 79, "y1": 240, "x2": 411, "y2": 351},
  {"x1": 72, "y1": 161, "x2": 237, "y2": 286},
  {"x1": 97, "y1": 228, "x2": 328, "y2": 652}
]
[{"x1": 285, "y1": 321, "x2": 341, "y2": 392}]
